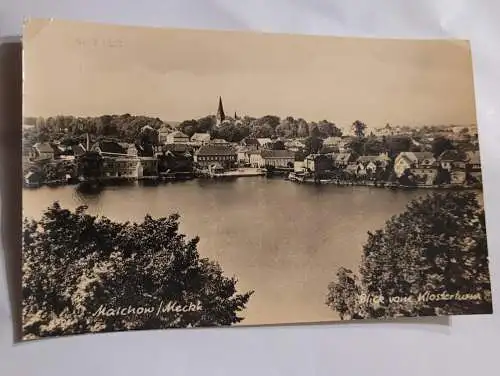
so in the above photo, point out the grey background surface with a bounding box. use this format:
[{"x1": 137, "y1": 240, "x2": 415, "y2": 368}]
[{"x1": 1, "y1": 1, "x2": 499, "y2": 375}]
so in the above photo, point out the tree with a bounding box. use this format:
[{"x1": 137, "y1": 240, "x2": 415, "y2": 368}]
[
  {"x1": 326, "y1": 192, "x2": 492, "y2": 319},
  {"x1": 304, "y1": 128, "x2": 323, "y2": 155},
  {"x1": 179, "y1": 120, "x2": 198, "y2": 138},
  {"x1": 435, "y1": 166, "x2": 451, "y2": 185},
  {"x1": 384, "y1": 136, "x2": 412, "y2": 157},
  {"x1": 254, "y1": 115, "x2": 280, "y2": 129},
  {"x1": 352, "y1": 120, "x2": 367, "y2": 138},
  {"x1": 297, "y1": 118, "x2": 309, "y2": 138},
  {"x1": 197, "y1": 116, "x2": 215, "y2": 133},
  {"x1": 347, "y1": 138, "x2": 366, "y2": 156},
  {"x1": 432, "y1": 137, "x2": 455, "y2": 158},
  {"x1": 275, "y1": 117, "x2": 298, "y2": 138},
  {"x1": 250, "y1": 123, "x2": 275, "y2": 138},
  {"x1": 363, "y1": 137, "x2": 386, "y2": 155},
  {"x1": 77, "y1": 152, "x2": 103, "y2": 181},
  {"x1": 136, "y1": 125, "x2": 158, "y2": 156},
  {"x1": 22, "y1": 203, "x2": 253, "y2": 339},
  {"x1": 318, "y1": 120, "x2": 342, "y2": 138}
]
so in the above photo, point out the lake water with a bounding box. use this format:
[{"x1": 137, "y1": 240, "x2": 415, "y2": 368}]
[{"x1": 22, "y1": 178, "x2": 449, "y2": 326}]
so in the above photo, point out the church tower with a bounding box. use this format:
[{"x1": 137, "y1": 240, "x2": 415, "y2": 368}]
[{"x1": 216, "y1": 96, "x2": 225, "y2": 126}]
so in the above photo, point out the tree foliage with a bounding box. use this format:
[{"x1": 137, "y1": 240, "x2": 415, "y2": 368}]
[
  {"x1": 22, "y1": 203, "x2": 253, "y2": 339},
  {"x1": 352, "y1": 120, "x2": 367, "y2": 138},
  {"x1": 25, "y1": 115, "x2": 170, "y2": 145},
  {"x1": 432, "y1": 137, "x2": 455, "y2": 158},
  {"x1": 326, "y1": 192, "x2": 492, "y2": 319},
  {"x1": 317, "y1": 120, "x2": 342, "y2": 138}
]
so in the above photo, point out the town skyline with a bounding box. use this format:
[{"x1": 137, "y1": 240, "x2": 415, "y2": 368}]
[{"x1": 23, "y1": 19, "x2": 477, "y2": 128}]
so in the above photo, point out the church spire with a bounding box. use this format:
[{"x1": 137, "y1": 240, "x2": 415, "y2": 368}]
[{"x1": 216, "y1": 96, "x2": 225, "y2": 125}]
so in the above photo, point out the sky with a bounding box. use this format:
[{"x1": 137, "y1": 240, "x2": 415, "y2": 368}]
[{"x1": 23, "y1": 18, "x2": 478, "y2": 129}]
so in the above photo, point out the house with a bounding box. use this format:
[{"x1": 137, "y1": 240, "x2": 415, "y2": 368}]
[
  {"x1": 24, "y1": 170, "x2": 43, "y2": 188},
  {"x1": 393, "y1": 151, "x2": 439, "y2": 185},
  {"x1": 466, "y1": 151, "x2": 481, "y2": 170},
  {"x1": 157, "y1": 144, "x2": 194, "y2": 173},
  {"x1": 303, "y1": 154, "x2": 333, "y2": 174},
  {"x1": 158, "y1": 125, "x2": 171, "y2": 144},
  {"x1": 409, "y1": 167, "x2": 439, "y2": 186},
  {"x1": 437, "y1": 150, "x2": 467, "y2": 185},
  {"x1": 294, "y1": 161, "x2": 305, "y2": 173},
  {"x1": 466, "y1": 151, "x2": 482, "y2": 183},
  {"x1": 211, "y1": 138, "x2": 229, "y2": 145},
  {"x1": 439, "y1": 150, "x2": 466, "y2": 171},
  {"x1": 248, "y1": 151, "x2": 263, "y2": 167},
  {"x1": 166, "y1": 131, "x2": 190, "y2": 144},
  {"x1": 252, "y1": 150, "x2": 295, "y2": 168},
  {"x1": 333, "y1": 153, "x2": 355, "y2": 168},
  {"x1": 190, "y1": 133, "x2": 211, "y2": 145},
  {"x1": 101, "y1": 156, "x2": 141, "y2": 179},
  {"x1": 91, "y1": 140, "x2": 127, "y2": 155},
  {"x1": 240, "y1": 138, "x2": 260, "y2": 150},
  {"x1": 322, "y1": 137, "x2": 342, "y2": 147},
  {"x1": 257, "y1": 138, "x2": 273, "y2": 148},
  {"x1": 338, "y1": 137, "x2": 354, "y2": 153},
  {"x1": 355, "y1": 156, "x2": 379, "y2": 176},
  {"x1": 284, "y1": 139, "x2": 306, "y2": 152},
  {"x1": 374, "y1": 152, "x2": 392, "y2": 169},
  {"x1": 30, "y1": 142, "x2": 55, "y2": 161},
  {"x1": 138, "y1": 157, "x2": 159, "y2": 178},
  {"x1": 91, "y1": 140, "x2": 141, "y2": 179},
  {"x1": 71, "y1": 143, "x2": 87, "y2": 158},
  {"x1": 194, "y1": 145, "x2": 237, "y2": 169},
  {"x1": 236, "y1": 146, "x2": 258, "y2": 165},
  {"x1": 344, "y1": 164, "x2": 359, "y2": 177},
  {"x1": 237, "y1": 146, "x2": 249, "y2": 165},
  {"x1": 393, "y1": 152, "x2": 435, "y2": 177}
]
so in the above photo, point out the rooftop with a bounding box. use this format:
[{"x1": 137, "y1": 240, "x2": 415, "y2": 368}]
[
  {"x1": 196, "y1": 145, "x2": 237, "y2": 156},
  {"x1": 261, "y1": 150, "x2": 295, "y2": 159}
]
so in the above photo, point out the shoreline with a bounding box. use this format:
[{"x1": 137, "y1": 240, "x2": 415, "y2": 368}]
[{"x1": 23, "y1": 172, "x2": 482, "y2": 191}]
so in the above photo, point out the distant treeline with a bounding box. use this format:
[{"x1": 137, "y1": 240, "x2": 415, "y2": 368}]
[
  {"x1": 23, "y1": 114, "x2": 345, "y2": 144},
  {"x1": 23, "y1": 114, "x2": 171, "y2": 145}
]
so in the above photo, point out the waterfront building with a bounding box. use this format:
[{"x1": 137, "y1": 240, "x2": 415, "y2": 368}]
[
  {"x1": 138, "y1": 157, "x2": 159, "y2": 178},
  {"x1": 355, "y1": 156, "x2": 379, "y2": 176},
  {"x1": 252, "y1": 150, "x2": 295, "y2": 168},
  {"x1": 394, "y1": 151, "x2": 435, "y2": 177},
  {"x1": 439, "y1": 150, "x2": 466, "y2": 171},
  {"x1": 29, "y1": 142, "x2": 55, "y2": 161},
  {"x1": 157, "y1": 144, "x2": 194, "y2": 174},
  {"x1": 195, "y1": 144, "x2": 237, "y2": 169},
  {"x1": 91, "y1": 140, "x2": 141, "y2": 179},
  {"x1": 333, "y1": 153, "x2": 355, "y2": 168},
  {"x1": 304, "y1": 154, "x2": 333, "y2": 174}
]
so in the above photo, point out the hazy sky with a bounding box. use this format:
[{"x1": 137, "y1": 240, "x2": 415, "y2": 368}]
[{"x1": 23, "y1": 19, "x2": 477, "y2": 128}]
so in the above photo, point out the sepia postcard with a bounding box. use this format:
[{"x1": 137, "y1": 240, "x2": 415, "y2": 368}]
[{"x1": 21, "y1": 18, "x2": 493, "y2": 340}]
